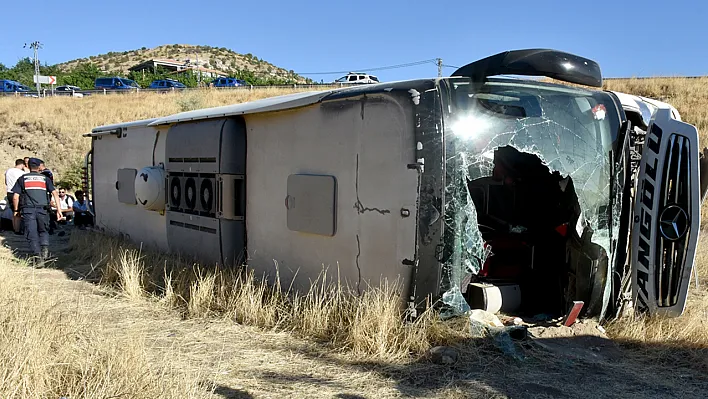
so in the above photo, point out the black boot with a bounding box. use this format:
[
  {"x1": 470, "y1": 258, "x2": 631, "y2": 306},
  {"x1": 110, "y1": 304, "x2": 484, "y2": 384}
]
[{"x1": 40, "y1": 246, "x2": 50, "y2": 262}]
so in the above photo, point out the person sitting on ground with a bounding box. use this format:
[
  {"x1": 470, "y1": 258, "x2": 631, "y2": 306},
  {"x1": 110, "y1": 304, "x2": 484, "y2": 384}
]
[
  {"x1": 5, "y1": 159, "x2": 27, "y2": 234},
  {"x1": 56, "y1": 188, "x2": 74, "y2": 223},
  {"x1": 72, "y1": 190, "x2": 93, "y2": 229}
]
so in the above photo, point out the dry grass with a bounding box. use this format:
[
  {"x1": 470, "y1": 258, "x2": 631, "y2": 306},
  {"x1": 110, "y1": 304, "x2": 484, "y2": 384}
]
[
  {"x1": 66, "y1": 231, "x2": 461, "y2": 362},
  {"x1": 605, "y1": 234, "x2": 708, "y2": 370},
  {"x1": 0, "y1": 250, "x2": 213, "y2": 399},
  {"x1": 0, "y1": 88, "x2": 318, "y2": 191},
  {"x1": 3, "y1": 77, "x2": 708, "y2": 385},
  {"x1": 603, "y1": 77, "x2": 708, "y2": 136},
  {"x1": 4, "y1": 230, "x2": 708, "y2": 399}
]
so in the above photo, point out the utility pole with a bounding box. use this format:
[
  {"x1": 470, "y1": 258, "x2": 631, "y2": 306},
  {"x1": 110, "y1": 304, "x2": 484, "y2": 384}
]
[
  {"x1": 436, "y1": 58, "x2": 443, "y2": 78},
  {"x1": 24, "y1": 41, "x2": 42, "y2": 95}
]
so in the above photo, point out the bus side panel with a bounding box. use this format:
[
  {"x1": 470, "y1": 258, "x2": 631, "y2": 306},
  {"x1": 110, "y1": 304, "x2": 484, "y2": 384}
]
[
  {"x1": 245, "y1": 93, "x2": 419, "y2": 297},
  {"x1": 92, "y1": 125, "x2": 168, "y2": 250}
]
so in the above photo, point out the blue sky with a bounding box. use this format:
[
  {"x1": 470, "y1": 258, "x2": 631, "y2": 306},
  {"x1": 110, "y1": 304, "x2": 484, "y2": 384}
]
[{"x1": 0, "y1": 0, "x2": 705, "y2": 82}]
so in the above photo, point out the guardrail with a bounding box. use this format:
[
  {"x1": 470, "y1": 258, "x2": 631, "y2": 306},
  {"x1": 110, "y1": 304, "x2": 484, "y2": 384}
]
[
  {"x1": 0, "y1": 83, "x2": 351, "y2": 97},
  {"x1": 3, "y1": 76, "x2": 705, "y2": 97}
]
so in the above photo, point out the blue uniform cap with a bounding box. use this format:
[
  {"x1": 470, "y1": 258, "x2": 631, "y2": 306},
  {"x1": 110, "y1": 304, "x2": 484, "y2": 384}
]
[{"x1": 28, "y1": 158, "x2": 42, "y2": 168}]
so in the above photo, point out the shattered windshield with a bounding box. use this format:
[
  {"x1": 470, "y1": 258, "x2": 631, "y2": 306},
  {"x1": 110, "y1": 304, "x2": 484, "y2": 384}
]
[{"x1": 438, "y1": 78, "x2": 620, "y2": 317}]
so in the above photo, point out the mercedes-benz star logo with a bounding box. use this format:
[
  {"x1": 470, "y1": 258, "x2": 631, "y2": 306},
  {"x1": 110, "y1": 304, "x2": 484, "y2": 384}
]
[{"x1": 659, "y1": 205, "x2": 689, "y2": 241}]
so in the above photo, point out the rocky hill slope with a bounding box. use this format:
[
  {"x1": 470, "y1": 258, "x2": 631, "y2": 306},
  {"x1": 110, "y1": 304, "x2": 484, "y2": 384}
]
[{"x1": 55, "y1": 44, "x2": 310, "y2": 83}]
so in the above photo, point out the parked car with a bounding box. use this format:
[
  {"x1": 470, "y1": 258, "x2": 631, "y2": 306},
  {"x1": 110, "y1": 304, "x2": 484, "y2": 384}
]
[
  {"x1": 0, "y1": 79, "x2": 32, "y2": 93},
  {"x1": 55, "y1": 85, "x2": 85, "y2": 97},
  {"x1": 333, "y1": 72, "x2": 380, "y2": 84},
  {"x1": 148, "y1": 79, "x2": 187, "y2": 90},
  {"x1": 94, "y1": 77, "x2": 140, "y2": 90},
  {"x1": 212, "y1": 77, "x2": 247, "y2": 87}
]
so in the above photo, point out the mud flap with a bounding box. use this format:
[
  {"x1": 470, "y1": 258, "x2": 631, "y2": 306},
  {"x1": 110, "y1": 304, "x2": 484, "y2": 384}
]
[{"x1": 631, "y1": 108, "x2": 701, "y2": 317}]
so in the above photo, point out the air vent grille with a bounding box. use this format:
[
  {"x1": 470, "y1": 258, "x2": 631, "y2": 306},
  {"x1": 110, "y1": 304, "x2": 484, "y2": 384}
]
[{"x1": 655, "y1": 134, "x2": 692, "y2": 307}]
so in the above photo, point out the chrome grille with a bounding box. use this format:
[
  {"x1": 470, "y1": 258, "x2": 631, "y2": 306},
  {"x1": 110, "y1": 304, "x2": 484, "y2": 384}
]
[{"x1": 656, "y1": 134, "x2": 691, "y2": 307}]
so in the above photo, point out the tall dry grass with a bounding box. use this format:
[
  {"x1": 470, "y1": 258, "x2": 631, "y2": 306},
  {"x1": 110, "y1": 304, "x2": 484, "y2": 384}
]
[
  {"x1": 606, "y1": 235, "x2": 708, "y2": 370},
  {"x1": 66, "y1": 231, "x2": 460, "y2": 360},
  {"x1": 603, "y1": 77, "x2": 708, "y2": 137},
  {"x1": 0, "y1": 250, "x2": 214, "y2": 399},
  {"x1": 0, "y1": 88, "x2": 318, "y2": 190}
]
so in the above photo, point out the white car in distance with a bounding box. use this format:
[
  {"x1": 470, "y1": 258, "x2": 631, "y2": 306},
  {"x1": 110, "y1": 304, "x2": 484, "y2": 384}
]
[{"x1": 333, "y1": 72, "x2": 380, "y2": 84}]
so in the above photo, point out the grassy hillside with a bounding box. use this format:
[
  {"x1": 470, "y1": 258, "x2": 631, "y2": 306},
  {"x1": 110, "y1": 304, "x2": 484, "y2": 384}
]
[
  {"x1": 603, "y1": 77, "x2": 708, "y2": 134},
  {"x1": 0, "y1": 88, "x2": 314, "y2": 190},
  {"x1": 56, "y1": 44, "x2": 309, "y2": 83}
]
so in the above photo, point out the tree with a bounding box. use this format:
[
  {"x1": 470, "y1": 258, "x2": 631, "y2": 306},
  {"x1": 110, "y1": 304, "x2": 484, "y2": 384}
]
[
  {"x1": 127, "y1": 67, "x2": 200, "y2": 88},
  {"x1": 61, "y1": 63, "x2": 106, "y2": 89}
]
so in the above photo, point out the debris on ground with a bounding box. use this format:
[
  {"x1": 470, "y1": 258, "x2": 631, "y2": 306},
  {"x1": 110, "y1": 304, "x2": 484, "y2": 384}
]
[
  {"x1": 527, "y1": 318, "x2": 608, "y2": 340},
  {"x1": 427, "y1": 346, "x2": 459, "y2": 365},
  {"x1": 468, "y1": 309, "x2": 528, "y2": 360},
  {"x1": 441, "y1": 309, "x2": 619, "y2": 363}
]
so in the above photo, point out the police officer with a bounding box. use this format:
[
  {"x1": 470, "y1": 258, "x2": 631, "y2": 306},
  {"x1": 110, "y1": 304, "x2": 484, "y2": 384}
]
[
  {"x1": 10, "y1": 158, "x2": 62, "y2": 263},
  {"x1": 39, "y1": 161, "x2": 58, "y2": 234}
]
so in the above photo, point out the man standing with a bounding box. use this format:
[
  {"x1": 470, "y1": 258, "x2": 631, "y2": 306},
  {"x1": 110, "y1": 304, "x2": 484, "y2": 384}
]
[
  {"x1": 5, "y1": 159, "x2": 27, "y2": 234},
  {"x1": 11, "y1": 158, "x2": 62, "y2": 264},
  {"x1": 39, "y1": 161, "x2": 54, "y2": 183},
  {"x1": 38, "y1": 160, "x2": 58, "y2": 233}
]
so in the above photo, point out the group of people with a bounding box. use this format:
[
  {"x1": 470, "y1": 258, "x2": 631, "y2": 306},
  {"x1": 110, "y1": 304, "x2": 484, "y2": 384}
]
[{"x1": 4, "y1": 156, "x2": 93, "y2": 262}]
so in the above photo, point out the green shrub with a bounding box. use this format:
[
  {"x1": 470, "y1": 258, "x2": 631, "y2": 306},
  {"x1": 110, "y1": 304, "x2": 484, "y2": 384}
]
[{"x1": 56, "y1": 157, "x2": 84, "y2": 191}]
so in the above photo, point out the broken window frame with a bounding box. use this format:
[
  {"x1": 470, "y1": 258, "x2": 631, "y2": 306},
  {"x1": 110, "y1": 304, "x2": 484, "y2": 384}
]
[{"x1": 432, "y1": 77, "x2": 626, "y2": 319}]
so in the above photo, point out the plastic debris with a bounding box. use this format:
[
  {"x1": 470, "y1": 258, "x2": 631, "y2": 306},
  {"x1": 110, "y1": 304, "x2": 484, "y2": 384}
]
[
  {"x1": 469, "y1": 309, "x2": 504, "y2": 331},
  {"x1": 469, "y1": 310, "x2": 527, "y2": 360},
  {"x1": 563, "y1": 301, "x2": 585, "y2": 327},
  {"x1": 440, "y1": 286, "x2": 471, "y2": 320}
]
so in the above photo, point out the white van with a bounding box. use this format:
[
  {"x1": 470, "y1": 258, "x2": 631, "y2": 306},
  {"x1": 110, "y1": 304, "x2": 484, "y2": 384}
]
[{"x1": 333, "y1": 72, "x2": 379, "y2": 84}]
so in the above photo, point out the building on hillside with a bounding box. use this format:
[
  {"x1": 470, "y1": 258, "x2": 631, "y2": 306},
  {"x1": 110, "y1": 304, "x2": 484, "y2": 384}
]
[
  {"x1": 129, "y1": 59, "x2": 228, "y2": 81},
  {"x1": 129, "y1": 58, "x2": 189, "y2": 76}
]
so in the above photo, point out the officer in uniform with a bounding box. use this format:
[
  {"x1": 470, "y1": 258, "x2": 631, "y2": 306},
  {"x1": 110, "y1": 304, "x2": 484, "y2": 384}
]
[{"x1": 10, "y1": 158, "x2": 62, "y2": 263}]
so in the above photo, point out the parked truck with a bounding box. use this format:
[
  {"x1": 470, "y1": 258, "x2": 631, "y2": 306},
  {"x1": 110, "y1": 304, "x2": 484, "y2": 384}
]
[{"x1": 84, "y1": 49, "x2": 707, "y2": 321}]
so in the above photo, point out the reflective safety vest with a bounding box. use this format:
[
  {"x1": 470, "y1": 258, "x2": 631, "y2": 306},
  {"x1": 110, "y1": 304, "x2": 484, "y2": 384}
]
[{"x1": 19, "y1": 172, "x2": 50, "y2": 208}]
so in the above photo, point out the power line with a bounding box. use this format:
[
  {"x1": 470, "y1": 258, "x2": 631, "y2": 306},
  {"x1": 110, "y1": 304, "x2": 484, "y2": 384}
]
[{"x1": 297, "y1": 59, "x2": 438, "y2": 75}]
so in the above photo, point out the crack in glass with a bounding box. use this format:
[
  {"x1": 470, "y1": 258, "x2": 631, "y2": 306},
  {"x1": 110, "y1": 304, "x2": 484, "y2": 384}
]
[{"x1": 438, "y1": 80, "x2": 616, "y2": 318}]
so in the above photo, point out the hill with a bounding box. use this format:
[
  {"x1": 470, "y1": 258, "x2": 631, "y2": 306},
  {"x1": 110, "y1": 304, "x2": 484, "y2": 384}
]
[{"x1": 55, "y1": 44, "x2": 310, "y2": 84}]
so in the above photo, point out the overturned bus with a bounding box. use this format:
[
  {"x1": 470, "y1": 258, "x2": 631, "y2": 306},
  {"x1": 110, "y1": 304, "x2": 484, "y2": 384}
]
[{"x1": 85, "y1": 49, "x2": 707, "y2": 321}]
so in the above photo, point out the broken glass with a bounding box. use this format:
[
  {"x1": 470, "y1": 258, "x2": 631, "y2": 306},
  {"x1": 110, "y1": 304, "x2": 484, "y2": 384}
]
[{"x1": 438, "y1": 78, "x2": 619, "y2": 318}]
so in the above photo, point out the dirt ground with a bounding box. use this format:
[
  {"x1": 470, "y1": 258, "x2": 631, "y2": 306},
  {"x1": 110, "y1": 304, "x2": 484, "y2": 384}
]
[{"x1": 1, "y1": 225, "x2": 708, "y2": 399}]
